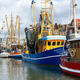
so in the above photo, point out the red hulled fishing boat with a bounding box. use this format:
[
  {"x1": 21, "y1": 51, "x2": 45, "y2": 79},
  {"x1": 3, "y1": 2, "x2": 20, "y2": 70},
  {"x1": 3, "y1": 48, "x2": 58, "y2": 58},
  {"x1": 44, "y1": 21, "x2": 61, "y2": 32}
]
[{"x1": 60, "y1": 0, "x2": 80, "y2": 77}]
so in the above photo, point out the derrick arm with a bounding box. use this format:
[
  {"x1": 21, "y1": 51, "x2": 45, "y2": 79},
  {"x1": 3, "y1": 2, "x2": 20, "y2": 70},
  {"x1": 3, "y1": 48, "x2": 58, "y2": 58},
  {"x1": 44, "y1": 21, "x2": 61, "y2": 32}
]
[
  {"x1": 11, "y1": 13, "x2": 13, "y2": 43},
  {"x1": 32, "y1": 0, "x2": 36, "y2": 29},
  {"x1": 18, "y1": 17, "x2": 20, "y2": 49},
  {"x1": 14, "y1": 16, "x2": 18, "y2": 42},
  {"x1": 5, "y1": 15, "x2": 10, "y2": 38},
  {"x1": 22, "y1": 38, "x2": 26, "y2": 50},
  {"x1": 51, "y1": 2, "x2": 54, "y2": 34}
]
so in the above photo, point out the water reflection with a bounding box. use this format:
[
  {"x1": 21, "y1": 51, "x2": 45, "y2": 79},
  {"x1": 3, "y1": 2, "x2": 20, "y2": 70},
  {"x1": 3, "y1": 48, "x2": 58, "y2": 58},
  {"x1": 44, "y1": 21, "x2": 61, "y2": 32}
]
[
  {"x1": 60, "y1": 72, "x2": 80, "y2": 80},
  {"x1": 22, "y1": 61, "x2": 61, "y2": 80},
  {"x1": 0, "y1": 58, "x2": 79, "y2": 80}
]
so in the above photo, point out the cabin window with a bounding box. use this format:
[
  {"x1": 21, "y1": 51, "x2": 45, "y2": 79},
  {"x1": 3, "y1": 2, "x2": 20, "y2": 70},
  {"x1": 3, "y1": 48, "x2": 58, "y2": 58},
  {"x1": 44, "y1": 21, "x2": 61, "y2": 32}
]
[
  {"x1": 73, "y1": 42, "x2": 76, "y2": 48},
  {"x1": 57, "y1": 42, "x2": 60, "y2": 46},
  {"x1": 70, "y1": 42, "x2": 73, "y2": 48},
  {"x1": 43, "y1": 42, "x2": 44, "y2": 46},
  {"x1": 41, "y1": 41, "x2": 42, "y2": 46},
  {"x1": 61, "y1": 42, "x2": 64, "y2": 45},
  {"x1": 43, "y1": 41, "x2": 46, "y2": 46},
  {"x1": 48, "y1": 42, "x2": 51, "y2": 46},
  {"x1": 52, "y1": 42, "x2": 56, "y2": 46},
  {"x1": 39, "y1": 42, "x2": 40, "y2": 46},
  {"x1": 47, "y1": 28, "x2": 49, "y2": 31},
  {"x1": 45, "y1": 42, "x2": 46, "y2": 46},
  {"x1": 77, "y1": 42, "x2": 79, "y2": 48}
]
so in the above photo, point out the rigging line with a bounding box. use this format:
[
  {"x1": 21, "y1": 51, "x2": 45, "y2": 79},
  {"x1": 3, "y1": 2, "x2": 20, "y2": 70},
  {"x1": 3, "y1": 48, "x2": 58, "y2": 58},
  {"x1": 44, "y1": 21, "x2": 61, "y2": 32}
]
[
  {"x1": 54, "y1": 12, "x2": 59, "y2": 24},
  {"x1": 20, "y1": 28, "x2": 23, "y2": 38},
  {"x1": 27, "y1": 5, "x2": 32, "y2": 28},
  {"x1": 26, "y1": 8, "x2": 30, "y2": 27},
  {"x1": 31, "y1": 5, "x2": 33, "y2": 25},
  {"x1": 35, "y1": 4, "x2": 40, "y2": 22},
  {"x1": 35, "y1": 3, "x2": 41, "y2": 20},
  {"x1": 67, "y1": 0, "x2": 72, "y2": 25},
  {"x1": 53, "y1": 7, "x2": 59, "y2": 24},
  {"x1": 35, "y1": 5, "x2": 39, "y2": 20},
  {"x1": 31, "y1": 4, "x2": 34, "y2": 25},
  {"x1": 29, "y1": 5, "x2": 32, "y2": 26},
  {"x1": 35, "y1": 2, "x2": 41, "y2": 12},
  {"x1": 29, "y1": 6, "x2": 32, "y2": 27},
  {"x1": 69, "y1": 0, "x2": 73, "y2": 22},
  {"x1": 75, "y1": 0, "x2": 77, "y2": 20},
  {"x1": 66, "y1": 0, "x2": 72, "y2": 35},
  {"x1": 53, "y1": 6, "x2": 63, "y2": 24}
]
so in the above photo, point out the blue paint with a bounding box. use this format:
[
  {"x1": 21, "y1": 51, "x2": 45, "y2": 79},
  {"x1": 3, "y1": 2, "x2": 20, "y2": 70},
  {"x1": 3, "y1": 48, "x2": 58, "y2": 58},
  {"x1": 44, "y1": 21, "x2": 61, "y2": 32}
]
[
  {"x1": 40, "y1": 35, "x2": 66, "y2": 41},
  {"x1": 22, "y1": 47, "x2": 65, "y2": 66},
  {"x1": 51, "y1": 2, "x2": 52, "y2": 5},
  {"x1": 32, "y1": 0, "x2": 34, "y2": 4},
  {"x1": 9, "y1": 55, "x2": 22, "y2": 58}
]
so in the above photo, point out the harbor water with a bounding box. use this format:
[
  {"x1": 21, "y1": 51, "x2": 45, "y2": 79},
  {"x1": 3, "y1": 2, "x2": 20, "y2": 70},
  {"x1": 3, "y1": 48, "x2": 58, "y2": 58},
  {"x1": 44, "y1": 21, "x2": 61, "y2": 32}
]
[{"x1": 0, "y1": 58, "x2": 80, "y2": 80}]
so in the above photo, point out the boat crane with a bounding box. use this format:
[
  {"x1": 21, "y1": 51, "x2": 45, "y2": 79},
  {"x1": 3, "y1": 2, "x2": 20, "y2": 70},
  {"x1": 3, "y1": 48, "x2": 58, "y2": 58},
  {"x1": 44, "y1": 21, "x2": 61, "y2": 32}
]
[
  {"x1": 14, "y1": 16, "x2": 18, "y2": 42},
  {"x1": 11, "y1": 13, "x2": 14, "y2": 43},
  {"x1": 39, "y1": 0, "x2": 54, "y2": 38},
  {"x1": 0, "y1": 21, "x2": 5, "y2": 44},
  {"x1": 5, "y1": 13, "x2": 23, "y2": 49},
  {"x1": 5, "y1": 15, "x2": 10, "y2": 41},
  {"x1": 32, "y1": 0, "x2": 36, "y2": 29},
  {"x1": 18, "y1": 17, "x2": 20, "y2": 49}
]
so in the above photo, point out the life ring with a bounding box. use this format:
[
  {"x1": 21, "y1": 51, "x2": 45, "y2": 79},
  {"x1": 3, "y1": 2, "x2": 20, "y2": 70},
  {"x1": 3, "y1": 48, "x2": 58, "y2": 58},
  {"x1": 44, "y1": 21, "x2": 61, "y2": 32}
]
[{"x1": 70, "y1": 50, "x2": 75, "y2": 57}]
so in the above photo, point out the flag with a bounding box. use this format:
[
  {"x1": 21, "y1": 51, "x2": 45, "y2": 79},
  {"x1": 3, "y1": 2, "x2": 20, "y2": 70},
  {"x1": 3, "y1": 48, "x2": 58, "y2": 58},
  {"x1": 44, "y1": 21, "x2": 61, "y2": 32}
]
[{"x1": 1, "y1": 28, "x2": 3, "y2": 30}]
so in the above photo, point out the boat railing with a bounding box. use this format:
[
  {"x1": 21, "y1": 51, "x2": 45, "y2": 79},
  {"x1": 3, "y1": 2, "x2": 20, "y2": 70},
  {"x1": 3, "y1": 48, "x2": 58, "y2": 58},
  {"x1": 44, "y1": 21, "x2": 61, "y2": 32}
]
[
  {"x1": 62, "y1": 57, "x2": 80, "y2": 63},
  {"x1": 70, "y1": 33, "x2": 80, "y2": 39}
]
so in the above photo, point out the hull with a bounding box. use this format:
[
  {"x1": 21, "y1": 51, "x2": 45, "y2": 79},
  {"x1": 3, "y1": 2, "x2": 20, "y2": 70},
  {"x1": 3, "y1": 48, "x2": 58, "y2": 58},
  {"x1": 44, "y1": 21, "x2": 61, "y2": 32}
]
[
  {"x1": 60, "y1": 57, "x2": 80, "y2": 77},
  {"x1": 0, "y1": 53, "x2": 10, "y2": 58},
  {"x1": 9, "y1": 52, "x2": 22, "y2": 58},
  {"x1": 22, "y1": 47, "x2": 64, "y2": 66}
]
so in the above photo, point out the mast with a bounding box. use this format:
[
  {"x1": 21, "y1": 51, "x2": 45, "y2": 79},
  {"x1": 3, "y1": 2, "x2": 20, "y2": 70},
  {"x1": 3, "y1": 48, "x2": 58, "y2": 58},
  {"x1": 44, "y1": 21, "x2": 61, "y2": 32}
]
[
  {"x1": 18, "y1": 17, "x2": 20, "y2": 49},
  {"x1": 32, "y1": 0, "x2": 36, "y2": 29},
  {"x1": 51, "y1": 2, "x2": 54, "y2": 34},
  {"x1": 1, "y1": 22, "x2": 4, "y2": 44},
  {"x1": 11, "y1": 13, "x2": 13, "y2": 43},
  {"x1": 38, "y1": 0, "x2": 55, "y2": 38},
  {"x1": 5, "y1": 15, "x2": 10, "y2": 41},
  {"x1": 14, "y1": 16, "x2": 18, "y2": 42},
  {"x1": 73, "y1": 0, "x2": 77, "y2": 37}
]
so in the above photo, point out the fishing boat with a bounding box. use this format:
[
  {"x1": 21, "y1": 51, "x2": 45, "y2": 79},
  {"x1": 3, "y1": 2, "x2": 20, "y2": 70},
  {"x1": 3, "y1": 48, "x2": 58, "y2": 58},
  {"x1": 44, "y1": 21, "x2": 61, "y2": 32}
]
[
  {"x1": 60, "y1": 0, "x2": 80, "y2": 77},
  {"x1": 9, "y1": 49, "x2": 22, "y2": 58},
  {"x1": 5, "y1": 14, "x2": 22, "y2": 58},
  {"x1": 22, "y1": 0, "x2": 66, "y2": 65},
  {"x1": 0, "y1": 50, "x2": 10, "y2": 58}
]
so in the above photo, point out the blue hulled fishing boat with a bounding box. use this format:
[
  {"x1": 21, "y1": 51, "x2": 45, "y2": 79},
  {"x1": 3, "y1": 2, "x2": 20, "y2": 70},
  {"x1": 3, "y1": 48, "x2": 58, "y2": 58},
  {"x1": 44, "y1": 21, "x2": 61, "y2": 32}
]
[{"x1": 22, "y1": 0, "x2": 66, "y2": 65}]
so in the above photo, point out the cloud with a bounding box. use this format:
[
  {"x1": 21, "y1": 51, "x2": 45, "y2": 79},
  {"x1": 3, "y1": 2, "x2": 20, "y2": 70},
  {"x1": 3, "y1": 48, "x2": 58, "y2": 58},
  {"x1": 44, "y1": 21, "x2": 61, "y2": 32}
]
[{"x1": 0, "y1": 0, "x2": 80, "y2": 40}]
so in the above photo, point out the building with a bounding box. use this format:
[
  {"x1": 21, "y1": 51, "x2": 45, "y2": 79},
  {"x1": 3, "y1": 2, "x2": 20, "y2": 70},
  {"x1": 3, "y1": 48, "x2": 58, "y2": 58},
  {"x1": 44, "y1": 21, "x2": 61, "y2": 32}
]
[{"x1": 59, "y1": 19, "x2": 80, "y2": 40}]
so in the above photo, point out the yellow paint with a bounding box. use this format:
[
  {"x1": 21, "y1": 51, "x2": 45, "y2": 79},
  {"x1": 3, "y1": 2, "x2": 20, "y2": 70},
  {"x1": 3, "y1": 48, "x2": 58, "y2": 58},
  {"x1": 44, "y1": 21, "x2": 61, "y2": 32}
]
[
  {"x1": 14, "y1": 16, "x2": 18, "y2": 42},
  {"x1": 51, "y1": 2, "x2": 54, "y2": 32},
  {"x1": 32, "y1": 1, "x2": 36, "y2": 29},
  {"x1": 11, "y1": 13, "x2": 13, "y2": 43},
  {"x1": 25, "y1": 50, "x2": 29, "y2": 54},
  {"x1": 37, "y1": 40, "x2": 64, "y2": 53},
  {"x1": 5, "y1": 15, "x2": 10, "y2": 41},
  {"x1": 18, "y1": 17, "x2": 20, "y2": 49}
]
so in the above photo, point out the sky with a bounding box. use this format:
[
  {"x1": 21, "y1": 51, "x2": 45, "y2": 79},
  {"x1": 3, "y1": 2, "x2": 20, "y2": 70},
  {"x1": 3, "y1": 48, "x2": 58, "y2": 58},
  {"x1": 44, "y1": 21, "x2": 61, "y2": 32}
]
[{"x1": 0, "y1": 0, "x2": 80, "y2": 40}]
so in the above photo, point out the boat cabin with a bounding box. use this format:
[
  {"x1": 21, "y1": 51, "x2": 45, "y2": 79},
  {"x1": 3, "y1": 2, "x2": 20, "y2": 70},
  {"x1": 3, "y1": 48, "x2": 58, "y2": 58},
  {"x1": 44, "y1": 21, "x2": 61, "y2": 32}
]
[
  {"x1": 68, "y1": 38, "x2": 80, "y2": 58},
  {"x1": 37, "y1": 35, "x2": 66, "y2": 53}
]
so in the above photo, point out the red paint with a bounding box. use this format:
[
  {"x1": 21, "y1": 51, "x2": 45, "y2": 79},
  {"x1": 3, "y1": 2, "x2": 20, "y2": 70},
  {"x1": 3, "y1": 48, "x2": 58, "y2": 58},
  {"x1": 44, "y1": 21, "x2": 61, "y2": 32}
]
[
  {"x1": 60, "y1": 57, "x2": 80, "y2": 77},
  {"x1": 10, "y1": 52, "x2": 22, "y2": 55},
  {"x1": 76, "y1": 19, "x2": 80, "y2": 27}
]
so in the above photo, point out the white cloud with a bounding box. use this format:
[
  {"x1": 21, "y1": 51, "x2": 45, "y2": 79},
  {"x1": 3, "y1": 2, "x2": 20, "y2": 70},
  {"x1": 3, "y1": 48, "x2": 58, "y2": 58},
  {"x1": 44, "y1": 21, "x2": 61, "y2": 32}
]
[{"x1": 0, "y1": 0, "x2": 80, "y2": 39}]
